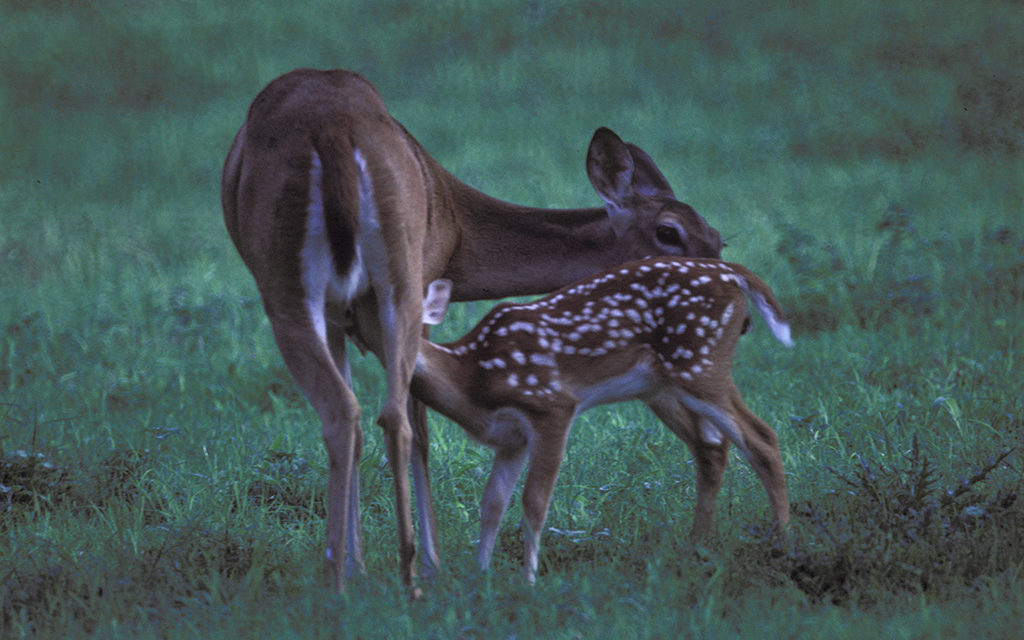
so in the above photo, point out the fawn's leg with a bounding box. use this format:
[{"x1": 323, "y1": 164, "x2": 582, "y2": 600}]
[
  {"x1": 477, "y1": 446, "x2": 528, "y2": 570},
  {"x1": 646, "y1": 393, "x2": 729, "y2": 539},
  {"x1": 520, "y1": 415, "x2": 572, "y2": 583},
  {"x1": 728, "y1": 386, "x2": 789, "y2": 528}
]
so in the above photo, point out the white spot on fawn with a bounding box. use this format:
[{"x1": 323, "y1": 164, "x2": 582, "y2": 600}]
[
  {"x1": 530, "y1": 353, "x2": 557, "y2": 367},
  {"x1": 509, "y1": 322, "x2": 536, "y2": 334},
  {"x1": 721, "y1": 302, "x2": 735, "y2": 326}
]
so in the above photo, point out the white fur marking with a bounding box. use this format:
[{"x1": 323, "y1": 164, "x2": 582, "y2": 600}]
[
  {"x1": 676, "y1": 391, "x2": 749, "y2": 456},
  {"x1": 353, "y1": 148, "x2": 398, "y2": 336},
  {"x1": 530, "y1": 353, "x2": 557, "y2": 367},
  {"x1": 302, "y1": 151, "x2": 367, "y2": 343},
  {"x1": 699, "y1": 419, "x2": 723, "y2": 445},
  {"x1": 509, "y1": 321, "x2": 537, "y2": 334},
  {"x1": 301, "y1": 152, "x2": 331, "y2": 343},
  {"x1": 721, "y1": 302, "x2": 735, "y2": 327}
]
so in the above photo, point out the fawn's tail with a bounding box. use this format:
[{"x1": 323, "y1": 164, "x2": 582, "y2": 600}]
[{"x1": 731, "y1": 266, "x2": 794, "y2": 347}]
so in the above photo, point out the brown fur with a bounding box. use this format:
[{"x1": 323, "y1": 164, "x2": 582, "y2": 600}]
[
  {"x1": 413, "y1": 258, "x2": 791, "y2": 580},
  {"x1": 222, "y1": 69, "x2": 724, "y2": 592}
]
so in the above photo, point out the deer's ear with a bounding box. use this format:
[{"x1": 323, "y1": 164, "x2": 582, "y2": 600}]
[
  {"x1": 422, "y1": 279, "x2": 453, "y2": 325},
  {"x1": 586, "y1": 127, "x2": 635, "y2": 236},
  {"x1": 626, "y1": 143, "x2": 675, "y2": 198}
]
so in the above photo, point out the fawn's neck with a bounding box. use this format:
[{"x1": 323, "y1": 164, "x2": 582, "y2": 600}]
[{"x1": 410, "y1": 341, "x2": 487, "y2": 436}]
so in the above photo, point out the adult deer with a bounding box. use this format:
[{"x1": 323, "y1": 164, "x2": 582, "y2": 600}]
[
  {"x1": 221, "y1": 68, "x2": 723, "y2": 592},
  {"x1": 414, "y1": 257, "x2": 792, "y2": 581}
]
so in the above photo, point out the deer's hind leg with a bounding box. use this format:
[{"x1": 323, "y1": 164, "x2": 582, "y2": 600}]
[
  {"x1": 645, "y1": 392, "x2": 729, "y2": 540},
  {"x1": 727, "y1": 386, "x2": 789, "y2": 529},
  {"x1": 264, "y1": 297, "x2": 362, "y2": 593},
  {"x1": 656, "y1": 384, "x2": 788, "y2": 533}
]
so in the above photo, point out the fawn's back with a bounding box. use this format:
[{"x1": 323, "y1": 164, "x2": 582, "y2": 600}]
[{"x1": 434, "y1": 257, "x2": 789, "y2": 416}]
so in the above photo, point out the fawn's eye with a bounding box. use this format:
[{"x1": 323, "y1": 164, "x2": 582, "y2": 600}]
[{"x1": 656, "y1": 224, "x2": 684, "y2": 246}]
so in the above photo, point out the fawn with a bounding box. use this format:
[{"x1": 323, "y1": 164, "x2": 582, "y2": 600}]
[{"x1": 409, "y1": 257, "x2": 792, "y2": 581}]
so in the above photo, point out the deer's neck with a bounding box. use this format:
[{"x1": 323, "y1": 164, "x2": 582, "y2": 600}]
[{"x1": 438, "y1": 180, "x2": 630, "y2": 302}]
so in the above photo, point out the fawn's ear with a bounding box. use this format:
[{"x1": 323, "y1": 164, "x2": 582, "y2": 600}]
[{"x1": 422, "y1": 279, "x2": 453, "y2": 325}]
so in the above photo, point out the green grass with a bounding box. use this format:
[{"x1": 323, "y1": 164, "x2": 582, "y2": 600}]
[{"x1": 3, "y1": 0, "x2": 1024, "y2": 637}]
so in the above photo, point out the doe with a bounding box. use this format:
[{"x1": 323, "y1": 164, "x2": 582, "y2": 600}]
[{"x1": 409, "y1": 257, "x2": 793, "y2": 581}]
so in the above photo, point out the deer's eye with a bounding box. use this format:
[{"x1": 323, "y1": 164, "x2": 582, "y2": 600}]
[{"x1": 656, "y1": 224, "x2": 684, "y2": 246}]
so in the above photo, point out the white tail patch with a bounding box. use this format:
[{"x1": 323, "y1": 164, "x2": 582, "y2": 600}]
[{"x1": 302, "y1": 151, "x2": 370, "y2": 344}]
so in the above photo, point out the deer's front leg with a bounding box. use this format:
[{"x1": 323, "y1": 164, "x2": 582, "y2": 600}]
[
  {"x1": 520, "y1": 421, "x2": 571, "y2": 583},
  {"x1": 410, "y1": 396, "x2": 442, "y2": 576},
  {"x1": 478, "y1": 446, "x2": 528, "y2": 571},
  {"x1": 409, "y1": 323, "x2": 441, "y2": 576}
]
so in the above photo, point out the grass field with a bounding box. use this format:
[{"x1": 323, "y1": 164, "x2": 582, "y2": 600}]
[{"x1": 3, "y1": 0, "x2": 1023, "y2": 637}]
